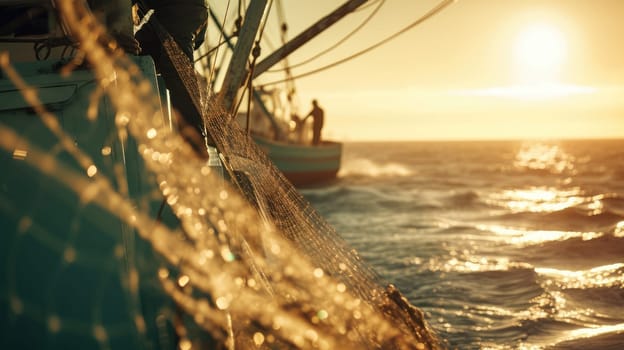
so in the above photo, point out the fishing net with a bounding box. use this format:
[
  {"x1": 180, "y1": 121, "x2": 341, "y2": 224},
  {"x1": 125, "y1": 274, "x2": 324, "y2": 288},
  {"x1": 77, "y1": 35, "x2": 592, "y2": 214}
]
[{"x1": 0, "y1": 1, "x2": 443, "y2": 349}]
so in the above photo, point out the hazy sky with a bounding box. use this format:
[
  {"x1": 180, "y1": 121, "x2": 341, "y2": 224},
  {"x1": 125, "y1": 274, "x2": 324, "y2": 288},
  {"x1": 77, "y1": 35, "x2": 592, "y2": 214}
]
[{"x1": 210, "y1": 0, "x2": 624, "y2": 141}]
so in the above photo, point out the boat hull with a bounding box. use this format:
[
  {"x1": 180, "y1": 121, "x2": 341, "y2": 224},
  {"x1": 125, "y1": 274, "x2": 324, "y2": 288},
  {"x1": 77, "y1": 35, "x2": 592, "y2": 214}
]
[
  {"x1": 0, "y1": 56, "x2": 182, "y2": 349},
  {"x1": 253, "y1": 137, "x2": 342, "y2": 187}
]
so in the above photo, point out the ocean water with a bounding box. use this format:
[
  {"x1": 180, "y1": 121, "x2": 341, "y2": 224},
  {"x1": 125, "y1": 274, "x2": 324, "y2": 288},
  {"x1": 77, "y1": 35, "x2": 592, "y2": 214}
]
[{"x1": 301, "y1": 139, "x2": 624, "y2": 350}]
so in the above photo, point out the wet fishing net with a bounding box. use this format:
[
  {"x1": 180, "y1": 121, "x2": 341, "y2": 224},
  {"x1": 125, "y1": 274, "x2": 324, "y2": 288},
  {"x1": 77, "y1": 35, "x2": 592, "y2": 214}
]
[{"x1": 0, "y1": 1, "x2": 443, "y2": 349}]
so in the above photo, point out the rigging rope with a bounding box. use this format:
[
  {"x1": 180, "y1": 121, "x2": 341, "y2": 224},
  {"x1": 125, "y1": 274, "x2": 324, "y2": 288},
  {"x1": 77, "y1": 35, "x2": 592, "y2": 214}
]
[
  {"x1": 259, "y1": 0, "x2": 456, "y2": 87},
  {"x1": 194, "y1": 38, "x2": 229, "y2": 63},
  {"x1": 353, "y1": 0, "x2": 384, "y2": 12},
  {"x1": 267, "y1": 0, "x2": 386, "y2": 73},
  {"x1": 207, "y1": 0, "x2": 233, "y2": 96},
  {"x1": 270, "y1": 0, "x2": 297, "y2": 101}
]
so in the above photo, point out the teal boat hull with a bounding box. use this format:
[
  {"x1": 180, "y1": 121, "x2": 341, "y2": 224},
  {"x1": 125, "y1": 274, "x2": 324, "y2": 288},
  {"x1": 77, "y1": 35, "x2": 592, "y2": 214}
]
[
  {"x1": 253, "y1": 136, "x2": 342, "y2": 187},
  {"x1": 0, "y1": 56, "x2": 207, "y2": 349}
]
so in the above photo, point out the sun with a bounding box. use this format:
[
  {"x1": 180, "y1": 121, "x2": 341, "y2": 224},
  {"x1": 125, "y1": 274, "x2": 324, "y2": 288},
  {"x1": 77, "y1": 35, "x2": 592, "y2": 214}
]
[{"x1": 513, "y1": 23, "x2": 567, "y2": 83}]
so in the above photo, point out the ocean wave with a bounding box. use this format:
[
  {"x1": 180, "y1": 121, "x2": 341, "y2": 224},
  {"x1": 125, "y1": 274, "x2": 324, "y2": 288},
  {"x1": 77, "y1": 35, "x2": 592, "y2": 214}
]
[
  {"x1": 522, "y1": 235, "x2": 624, "y2": 270},
  {"x1": 562, "y1": 285, "x2": 624, "y2": 324},
  {"x1": 547, "y1": 324, "x2": 624, "y2": 350},
  {"x1": 302, "y1": 185, "x2": 387, "y2": 208},
  {"x1": 612, "y1": 167, "x2": 624, "y2": 182},
  {"x1": 536, "y1": 263, "x2": 624, "y2": 290},
  {"x1": 338, "y1": 157, "x2": 413, "y2": 178},
  {"x1": 601, "y1": 194, "x2": 624, "y2": 215},
  {"x1": 420, "y1": 255, "x2": 535, "y2": 276},
  {"x1": 443, "y1": 190, "x2": 482, "y2": 207},
  {"x1": 433, "y1": 224, "x2": 485, "y2": 235},
  {"x1": 545, "y1": 207, "x2": 624, "y2": 228},
  {"x1": 302, "y1": 185, "x2": 445, "y2": 213},
  {"x1": 325, "y1": 140, "x2": 624, "y2": 349},
  {"x1": 440, "y1": 190, "x2": 526, "y2": 212},
  {"x1": 299, "y1": 184, "x2": 351, "y2": 201},
  {"x1": 446, "y1": 288, "x2": 624, "y2": 349},
  {"x1": 478, "y1": 318, "x2": 577, "y2": 348},
  {"x1": 484, "y1": 206, "x2": 624, "y2": 232}
]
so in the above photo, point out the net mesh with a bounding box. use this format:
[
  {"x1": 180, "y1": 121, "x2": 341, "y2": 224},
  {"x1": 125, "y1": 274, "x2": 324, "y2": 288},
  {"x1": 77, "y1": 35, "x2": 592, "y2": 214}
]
[{"x1": 0, "y1": 1, "x2": 443, "y2": 349}]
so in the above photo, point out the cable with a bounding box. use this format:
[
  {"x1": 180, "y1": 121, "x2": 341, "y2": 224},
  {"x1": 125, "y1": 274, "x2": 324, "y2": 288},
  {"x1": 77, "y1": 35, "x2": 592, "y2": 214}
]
[
  {"x1": 353, "y1": 0, "x2": 383, "y2": 12},
  {"x1": 267, "y1": 0, "x2": 386, "y2": 73},
  {"x1": 194, "y1": 39, "x2": 229, "y2": 62},
  {"x1": 206, "y1": 0, "x2": 233, "y2": 95},
  {"x1": 255, "y1": 0, "x2": 274, "y2": 46},
  {"x1": 268, "y1": 0, "x2": 296, "y2": 98},
  {"x1": 259, "y1": 0, "x2": 456, "y2": 87}
]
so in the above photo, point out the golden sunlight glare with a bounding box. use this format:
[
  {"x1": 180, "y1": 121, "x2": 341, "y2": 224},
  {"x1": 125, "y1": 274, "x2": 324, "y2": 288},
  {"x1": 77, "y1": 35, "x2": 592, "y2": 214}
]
[
  {"x1": 454, "y1": 21, "x2": 596, "y2": 102},
  {"x1": 513, "y1": 23, "x2": 567, "y2": 83}
]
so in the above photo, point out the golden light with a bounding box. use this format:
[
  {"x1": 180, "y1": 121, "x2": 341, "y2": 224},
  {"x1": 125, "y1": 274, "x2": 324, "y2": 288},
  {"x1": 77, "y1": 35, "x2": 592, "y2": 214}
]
[
  {"x1": 513, "y1": 142, "x2": 574, "y2": 174},
  {"x1": 457, "y1": 27, "x2": 593, "y2": 100},
  {"x1": 513, "y1": 23, "x2": 567, "y2": 83},
  {"x1": 492, "y1": 187, "x2": 585, "y2": 213},
  {"x1": 478, "y1": 224, "x2": 603, "y2": 246}
]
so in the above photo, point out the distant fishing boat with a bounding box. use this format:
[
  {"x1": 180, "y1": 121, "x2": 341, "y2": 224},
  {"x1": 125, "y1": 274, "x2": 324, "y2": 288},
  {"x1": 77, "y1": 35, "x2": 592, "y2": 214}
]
[
  {"x1": 237, "y1": 99, "x2": 343, "y2": 187},
  {"x1": 206, "y1": 8, "x2": 344, "y2": 187},
  {"x1": 232, "y1": 88, "x2": 342, "y2": 187},
  {"x1": 231, "y1": 89, "x2": 343, "y2": 186}
]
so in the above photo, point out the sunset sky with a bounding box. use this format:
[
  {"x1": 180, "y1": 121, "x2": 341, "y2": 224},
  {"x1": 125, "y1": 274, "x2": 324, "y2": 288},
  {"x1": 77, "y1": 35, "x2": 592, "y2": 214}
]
[{"x1": 210, "y1": 0, "x2": 624, "y2": 141}]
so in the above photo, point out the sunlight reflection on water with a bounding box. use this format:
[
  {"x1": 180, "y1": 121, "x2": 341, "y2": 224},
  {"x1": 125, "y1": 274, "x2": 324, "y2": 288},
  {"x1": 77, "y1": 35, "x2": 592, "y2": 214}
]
[
  {"x1": 536, "y1": 263, "x2": 624, "y2": 289},
  {"x1": 513, "y1": 142, "x2": 576, "y2": 174},
  {"x1": 422, "y1": 255, "x2": 523, "y2": 273},
  {"x1": 477, "y1": 224, "x2": 603, "y2": 246},
  {"x1": 614, "y1": 221, "x2": 624, "y2": 237},
  {"x1": 338, "y1": 157, "x2": 412, "y2": 178},
  {"x1": 558, "y1": 323, "x2": 624, "y2": 345},
  {"x1": 487, "y1": 187, "x2": 586, "y2": 213}
]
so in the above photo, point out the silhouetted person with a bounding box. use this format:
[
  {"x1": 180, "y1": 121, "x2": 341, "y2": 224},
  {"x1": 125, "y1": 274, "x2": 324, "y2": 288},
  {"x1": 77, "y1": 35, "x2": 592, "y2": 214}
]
[{"x1": 303, "y1": 99, "x2": 324, "y2": 145}]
